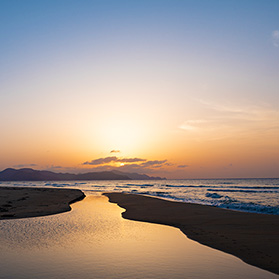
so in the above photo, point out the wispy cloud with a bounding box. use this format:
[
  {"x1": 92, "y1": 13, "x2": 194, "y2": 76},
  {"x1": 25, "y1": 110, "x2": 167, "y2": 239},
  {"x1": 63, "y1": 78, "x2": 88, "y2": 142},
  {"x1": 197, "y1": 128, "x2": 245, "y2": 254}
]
[
  {"x1": 178, "y1": 165, "x2": 189, "y2": 168},
  {"x1": 179, "y1": 100, "x2": 279, "y2": 140},
  {"x1": 82, "y1": 156, "x2": 174, "y2": 173},
  {"x1": 141, "y1": 160, "x2": 168, "y2": 168},
  {"x1": 37, "y1": 157, "x2": 186, "y2": 177},
  {"x1": 197, "y1": 99, "x2": 256, "y2": 115},
  {"x1": 179, "y1": 120, "x2": 208, "y2": 131},
  {"x1": 83, "y1": 156, "x2": 118, "y2": 165},
  {"x1": 83, "y1": 156, "x2": 146, "y2": 166},
  {"x1": 272, "y1": 30, "x2": 279, "y2": 47},
  {"x1": 13, "y1": 163, "x2": 37, "y2": 168},
  {"x1": 110, "y1": 150, "x2": 120, "y2": 153},
  {"x1": 118, "y1": 158, "x2": 146, "y2": 163}
]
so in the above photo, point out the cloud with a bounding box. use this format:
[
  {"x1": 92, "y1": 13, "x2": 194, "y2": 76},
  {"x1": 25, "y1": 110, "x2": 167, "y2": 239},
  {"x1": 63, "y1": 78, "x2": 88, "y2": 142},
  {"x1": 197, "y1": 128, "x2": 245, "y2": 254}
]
[
  {"x1": 118, "y1": 158, "x2": 146, "y2": 163},
  {"x1": 13, "y1": 164, "x2": 37, "y2": 168},
  {"x1": 141, "y1": 160, "x2": 167, "y2": 168},
  {"x1": 110, "y1": 150, "x2": 120, "y2": 153},
  {"x1": 272, "y1": 30, "x2": 279, "y2": 47},
  {"x1": 179, "y1": 100, "x2": 279, "y2": 140},
  {"x1": 83, "y1": 156, "x2": 118, "y2": 165},
  {"x1": 82, "y1": 156, "x2": 172, "y2": 173},
  {"x1": 178, "y1": 165, "x2": 189, "y2": 168},
  {"x1": 83, "y1": 156, "x2": 146, "y2": 166},
  {"x1": 179, "y1": 120, "x2": 208, "y2": 131}
]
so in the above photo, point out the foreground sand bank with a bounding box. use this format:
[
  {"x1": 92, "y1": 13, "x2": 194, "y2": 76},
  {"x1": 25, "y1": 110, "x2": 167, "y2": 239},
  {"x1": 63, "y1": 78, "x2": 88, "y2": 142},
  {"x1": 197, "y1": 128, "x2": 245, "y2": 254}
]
[
  {"x1": 0, "y1": 187, "x2": 85, "y2": 219},
  {"x1": 104, "y1": 192, "x2": 279, "y2": 275}
]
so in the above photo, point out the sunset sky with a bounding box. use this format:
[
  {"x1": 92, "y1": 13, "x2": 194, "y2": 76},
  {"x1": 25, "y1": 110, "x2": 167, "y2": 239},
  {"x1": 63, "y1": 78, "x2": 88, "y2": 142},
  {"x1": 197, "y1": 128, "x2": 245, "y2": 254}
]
[{"x1": 0, "y1": 0, "x2": 278, "y2": 178}]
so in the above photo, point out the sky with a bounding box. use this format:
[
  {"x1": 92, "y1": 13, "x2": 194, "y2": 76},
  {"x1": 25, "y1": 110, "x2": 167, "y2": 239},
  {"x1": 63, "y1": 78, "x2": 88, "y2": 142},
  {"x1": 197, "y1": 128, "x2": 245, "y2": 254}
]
[{"x1": 0, "y1": 0, "x2": 278, "y2": 178}]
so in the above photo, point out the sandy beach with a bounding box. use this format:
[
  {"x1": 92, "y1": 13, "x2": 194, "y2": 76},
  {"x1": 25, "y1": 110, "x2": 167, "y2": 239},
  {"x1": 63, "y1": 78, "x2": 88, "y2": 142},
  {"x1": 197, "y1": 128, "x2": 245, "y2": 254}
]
[
  {"x1": 104, "y1": 192, "x2": 279, "y2": 275},
  {"x1": 0, "y1": 187, "x2": 85, "y2": 219},
  {"x1": 0, "y1": 187, "x2": 278, "y2": 275},
  {"x1": 2, "y1": 193, "x2": 276, "y2": 279}
]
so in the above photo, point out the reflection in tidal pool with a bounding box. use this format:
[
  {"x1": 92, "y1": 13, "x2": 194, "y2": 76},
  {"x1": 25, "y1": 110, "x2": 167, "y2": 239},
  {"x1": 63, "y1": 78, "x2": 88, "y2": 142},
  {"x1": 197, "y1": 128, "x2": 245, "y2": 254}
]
[{"x1": 0, "y1": 194, "x2": 277, "y2": 279}]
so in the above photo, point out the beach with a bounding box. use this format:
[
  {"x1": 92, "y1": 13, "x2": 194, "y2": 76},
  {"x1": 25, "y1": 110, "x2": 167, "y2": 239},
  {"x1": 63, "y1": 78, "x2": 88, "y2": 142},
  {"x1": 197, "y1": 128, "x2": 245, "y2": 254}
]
[
  {"x1": 0, "y1": 187, "x2": 85, "y2": 219},
  {"x1": 0, "y1": 187, "x2": 278, "y2": 276},
  {"x1": 104, "y1": 192, "x2": 279, "y2": 275},
  {"x1": 0, "y1": 192, "x2": 277, "y2": 279}
]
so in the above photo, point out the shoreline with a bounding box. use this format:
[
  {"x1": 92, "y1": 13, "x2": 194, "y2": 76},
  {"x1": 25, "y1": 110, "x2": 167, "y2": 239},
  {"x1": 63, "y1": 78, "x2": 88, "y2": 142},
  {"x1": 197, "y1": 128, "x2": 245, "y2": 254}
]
[
  {"x1": 1, "y1": 186, "x2": 278, "y2": 275},
  {"x1": 104, "y1": 192, "x2": 279, "y2": 275},
  {"x1": 0, "y1": 186, "x2": 85, "y2": 219}
]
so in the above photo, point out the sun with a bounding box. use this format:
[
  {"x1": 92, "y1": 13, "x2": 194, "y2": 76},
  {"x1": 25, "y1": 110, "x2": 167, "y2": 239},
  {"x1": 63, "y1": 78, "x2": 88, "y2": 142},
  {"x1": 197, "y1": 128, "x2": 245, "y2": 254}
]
[
  {"x1": 120, "y1": 163, "x2": 125, "y2": 166},
  {"x1": 96, "y1": 116, "x2": 146, "y2": 153}
]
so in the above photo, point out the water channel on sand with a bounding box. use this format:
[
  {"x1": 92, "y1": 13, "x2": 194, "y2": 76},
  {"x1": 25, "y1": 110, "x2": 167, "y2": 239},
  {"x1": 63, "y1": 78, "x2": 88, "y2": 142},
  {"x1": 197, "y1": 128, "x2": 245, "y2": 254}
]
[{"x1": 0, "y1": 194, "x2": 277, "y2": 279}]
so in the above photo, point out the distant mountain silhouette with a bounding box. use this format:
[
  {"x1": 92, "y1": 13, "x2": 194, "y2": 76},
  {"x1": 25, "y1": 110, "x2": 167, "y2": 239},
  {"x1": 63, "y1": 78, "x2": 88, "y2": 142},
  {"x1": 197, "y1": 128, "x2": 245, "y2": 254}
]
[
  {"x1": 0, "y1": 168, "x2": 130, "y2": 181},
  {"x1": 0, "y1": 168, "x2": 164, "y2": 181}
]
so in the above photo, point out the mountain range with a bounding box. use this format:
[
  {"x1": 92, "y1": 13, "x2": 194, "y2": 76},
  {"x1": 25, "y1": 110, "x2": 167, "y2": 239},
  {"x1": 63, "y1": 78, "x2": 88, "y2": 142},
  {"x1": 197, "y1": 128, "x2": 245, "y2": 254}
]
[{"x1": 0, "y1": 168, "x2": 164, "y2": 181}]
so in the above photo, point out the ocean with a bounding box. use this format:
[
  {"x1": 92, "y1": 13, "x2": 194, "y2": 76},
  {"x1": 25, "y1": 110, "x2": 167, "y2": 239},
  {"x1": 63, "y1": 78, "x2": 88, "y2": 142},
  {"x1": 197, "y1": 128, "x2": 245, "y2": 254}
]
[{"x1": 1, "y1": 178, "x2": 278, "y2": 215}]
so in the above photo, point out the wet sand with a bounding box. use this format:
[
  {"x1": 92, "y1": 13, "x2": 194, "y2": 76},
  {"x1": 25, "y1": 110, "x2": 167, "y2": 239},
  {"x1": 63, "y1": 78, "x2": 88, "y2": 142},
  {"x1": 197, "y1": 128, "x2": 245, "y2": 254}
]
[
  {"x1": 0, "y1": 187, "x2": 85, "y2": 219},
  {"x1": 104, "y1": 192, "x2": 279, "y2": 275},
  {"x1": 1, "y1": 194, "x2": 276, "y2": 279},
  {"x1": 0, "y1": 187, "x2": 278, "y2": 275}
]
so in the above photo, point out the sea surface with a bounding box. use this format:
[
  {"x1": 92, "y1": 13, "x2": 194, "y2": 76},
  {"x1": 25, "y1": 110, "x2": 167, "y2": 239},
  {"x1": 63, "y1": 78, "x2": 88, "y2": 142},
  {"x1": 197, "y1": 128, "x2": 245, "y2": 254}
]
[{"x1": 1, "y1": 178, "x2": 279, "y2": 215}]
